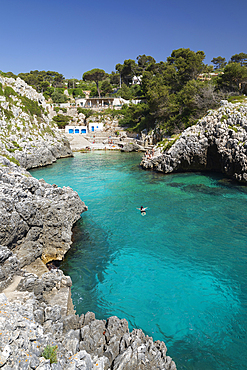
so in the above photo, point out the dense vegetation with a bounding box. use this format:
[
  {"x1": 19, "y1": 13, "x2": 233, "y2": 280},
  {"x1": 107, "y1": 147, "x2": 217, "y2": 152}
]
[
  {"x1": 115, "y1": 50, "x2": 247, "y2": 134},
  {"x1": 1, "y1": 51, "x2": 246, "y2": 134}
]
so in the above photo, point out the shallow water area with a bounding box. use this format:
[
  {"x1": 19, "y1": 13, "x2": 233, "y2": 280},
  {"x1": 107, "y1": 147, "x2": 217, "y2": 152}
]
[{"x1": 30, "y1": 151, "x2": 247, "y2": 370}]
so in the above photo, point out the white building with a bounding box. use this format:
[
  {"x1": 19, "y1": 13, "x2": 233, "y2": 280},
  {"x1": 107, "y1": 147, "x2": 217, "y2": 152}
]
[
  {"x1": 132, "y1": 75, "x2": 142, "y2": 85},
  {"x1": 88, "y1": 121, "x2": 104, "y2": 133},
  {"x1": 75, "y1": 97, "x2": 130, "y2": 109},
  {"x1": 65, "y1": 125, "x2": 88, "y2": 134},
  {"x1": 65, "y1": 121, "x2": 104, "y2": 134}
]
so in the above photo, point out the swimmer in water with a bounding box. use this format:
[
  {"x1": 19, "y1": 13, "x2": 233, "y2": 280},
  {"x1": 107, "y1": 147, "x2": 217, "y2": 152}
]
[{"x1": 137, "y1": 206, "x2": 148, "y2": 215}]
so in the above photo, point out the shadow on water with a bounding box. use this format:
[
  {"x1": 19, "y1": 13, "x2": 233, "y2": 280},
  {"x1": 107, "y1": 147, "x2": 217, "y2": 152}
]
[{"x1": 61, "y1": 216, "x2": 116, "y2": 319}]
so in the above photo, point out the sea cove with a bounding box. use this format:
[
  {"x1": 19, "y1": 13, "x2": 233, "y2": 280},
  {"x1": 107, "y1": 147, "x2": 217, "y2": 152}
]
[{"x1": 31, "y1": 151, "x2": 247, "y2": 370}]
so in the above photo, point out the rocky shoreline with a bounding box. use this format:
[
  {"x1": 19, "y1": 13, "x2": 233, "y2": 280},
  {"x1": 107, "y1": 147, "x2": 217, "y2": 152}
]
[
  {"x1": 0, "y1": 77, "x2": 176, "y2": 369},
  {"x1": 0, "y1": 158, "x2": 176, "y2": 370},
  {"x1": 141, "y1": 100, "x2": 247, "y2": 183}
]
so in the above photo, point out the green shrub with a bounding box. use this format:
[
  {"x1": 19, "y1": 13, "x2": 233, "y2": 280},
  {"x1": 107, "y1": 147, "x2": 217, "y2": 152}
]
[
  {"x1": 20, "y1": 96, "x2": 43, "y2": 117},
  {"x1": 2, "y1": 108, "x2": 14, "y2": 121},
  {"x1": 12, "y1": 140, "x2": 22, "y2": 150},
  {"x1": 227, "y1": 95, "x2": 247, "y2": 103},
  {"x1": 41, "y1": 345, "x2": 57, "y2": 364},
  {"x1": 53, "y1": 114, "x2": 72, "y2": 128},
  {"x1": 42, "y1": 126, "x2": 55, "y2": 136},
  {"x1": 158, "y1": 136, "x2": 179, "y2": 151},
  {"x1": 228, "y1": 125, "x2": 238, "y2": 132},
  {"x1": 4, "y1": 86, "x2": 18, "y2": 97},
  {"x1": 54, "y1": 106, "x2": 67, "y2": 113},
  {"x1": 220, "y1": 114, "x2": 228, "y2": 122}
]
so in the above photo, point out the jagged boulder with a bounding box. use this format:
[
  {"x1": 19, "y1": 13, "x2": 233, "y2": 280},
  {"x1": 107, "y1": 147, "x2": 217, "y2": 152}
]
[{"x1": 121, "y1": 142, "x2": 145, "y2": 152}]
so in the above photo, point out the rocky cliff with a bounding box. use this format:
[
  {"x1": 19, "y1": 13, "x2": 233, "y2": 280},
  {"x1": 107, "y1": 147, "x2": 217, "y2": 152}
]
[
  {"x1": 0, "y1": 76, "x2": 72, "y2": 169},
  {"x1": 141, "y1": 99, "x2": 247, "y2": 183},
  {"x1": 0, "y1": 76, "x2": 177, "y2": 369},
  {"x1": 0, "y1": 158, "x2": 176, "y2": 370}
]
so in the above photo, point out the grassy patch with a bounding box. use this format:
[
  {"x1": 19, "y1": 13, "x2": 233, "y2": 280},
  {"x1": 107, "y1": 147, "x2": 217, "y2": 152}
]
[
  {"x1": 19, "y1": 96, "x2": 43, "y2": 117},
  {"x1": 158, "y1": 135, "x2": 180, "y2": 151},
  {"x1": 227, "y1": 95, "x2": 247, "y2": 103},
  {"x1": 228, "y1": 125, "x2": 238, "y2": 133},
  {"x1": 4, "y1": 86, "x2": 18, "y2": 98},
  {"x1": 221, "y1": 114, "x2": 228, "y2": 122},
  {"x1": 3, "y1": 154, "x2": 20, "y2": 166},
  {"x1": 12, "y1": 140, "x2": 22, "y2": 150},
  {"x1": 0, "y1": 107, "x2": 14, "y2": 121},
  {"x1": 42, "y1": 126, "x2": 55, "y2": 137}
]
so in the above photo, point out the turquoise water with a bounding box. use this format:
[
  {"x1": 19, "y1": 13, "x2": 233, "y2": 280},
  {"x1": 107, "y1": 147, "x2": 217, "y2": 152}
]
[{"x1": 30, "y1": 152, "x2": 247, "y2": 370}]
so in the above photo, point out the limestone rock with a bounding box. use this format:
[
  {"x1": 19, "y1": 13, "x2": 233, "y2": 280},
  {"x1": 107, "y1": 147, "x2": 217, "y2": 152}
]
[
  {"x1": 0, "y1": 76, "x2": 73, "y2": 170},
  {"x1": 120, "y1": 142, "x2": 144, "y2": 152},
  {"x1": 141, "y1": 101, "x2": 247, "y2": 184}
]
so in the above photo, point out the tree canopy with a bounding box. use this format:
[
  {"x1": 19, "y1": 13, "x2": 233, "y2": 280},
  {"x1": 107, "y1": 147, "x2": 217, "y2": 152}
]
[
  {"x1": 82, "y1": 68, "x2": 107, "y2": 97},
  {"x1": 211, "y1": 56, "x2": 227, "y2": 70},
  {"x1": 230, "y1": 53, "x2": 247, "y2": 67},
  {"x1": 217, "y1": 63, "x2": 247, "y2": 93}
]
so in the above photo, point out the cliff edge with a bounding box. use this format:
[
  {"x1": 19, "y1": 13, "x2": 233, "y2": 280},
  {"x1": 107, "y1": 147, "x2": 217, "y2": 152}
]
[
  {"x1": 0, "y1": 76, "x2": 72, "y2": 169},
  {"x1": 141, "y1": 100, "x2": 247, "y2": 183}
]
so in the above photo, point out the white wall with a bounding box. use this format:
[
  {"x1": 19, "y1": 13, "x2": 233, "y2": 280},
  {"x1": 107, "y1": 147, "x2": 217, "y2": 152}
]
[
  {"x1": 76, "y1": 98, "x2": 87, "y2": 107},
  {"x1": 65, "y1": 125, "x2": 87, "y2": 134},
  {"x1": 88, "y1": 122, "x2": 104, "y2": 132}
]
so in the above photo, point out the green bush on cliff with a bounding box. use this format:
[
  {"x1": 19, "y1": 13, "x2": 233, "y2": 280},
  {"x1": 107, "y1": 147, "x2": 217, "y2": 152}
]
[
  {"x1": 0, "y1": 107, "x2": 14, "y2": 121},
  {"x1": 221, "y1": 114, "x2": 228, "y2": 122},
  {"x1": 53, "y1": 114, "x2": 72, "y2": 128},
  {"x1": 4, "y1": 86, "x2": 18, "y2": 97},
  {"x1": 158, "y1": 135, "x2": 179, "y2": 151},
  {"x1": 20, "y1": 96, "x2": 43, "y2": 117},
  {"x1": 2, "y1": 154, "x2": 20, "y2": 166},
  {"x1": 41, "y1": 345, "x2": 57, "y2": 364}
]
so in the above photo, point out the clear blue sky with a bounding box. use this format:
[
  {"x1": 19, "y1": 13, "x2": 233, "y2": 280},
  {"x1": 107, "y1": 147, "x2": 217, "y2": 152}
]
[{"x1": 0, "y1": 0, "x2": 246, "y2": 79}]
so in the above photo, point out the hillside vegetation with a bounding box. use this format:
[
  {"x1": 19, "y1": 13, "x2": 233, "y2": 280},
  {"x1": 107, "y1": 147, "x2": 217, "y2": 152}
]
[
  {"x1": 1, "y1": 50, "x2": 246, "y2": 138},
  {"x1": 0, "y1": 76, "x2": 72, "y2": 168}
]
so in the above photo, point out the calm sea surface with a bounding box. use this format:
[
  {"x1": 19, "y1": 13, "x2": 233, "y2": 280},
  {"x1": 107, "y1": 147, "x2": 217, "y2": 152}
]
[{"x1": 30, "y1": 151, "x2": 247, "y2": 370}]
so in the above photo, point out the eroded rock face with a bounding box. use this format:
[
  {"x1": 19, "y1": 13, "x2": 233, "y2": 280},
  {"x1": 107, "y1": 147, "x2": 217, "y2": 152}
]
[
  {"x1": 0, "y1": 156, "x2": 87, "y2": 271},
  {"x1": 0, "y1": 291, "x2": 177, "y2": 370},
  {"x1": 141, "y1": 101, "x2": 247, "y2": 183},
  {"x1": 0, "y1": 76, "x2": 73, "y2": 170}
]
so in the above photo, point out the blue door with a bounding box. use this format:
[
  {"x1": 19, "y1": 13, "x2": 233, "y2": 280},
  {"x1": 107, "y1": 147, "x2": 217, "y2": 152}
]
[
  {"x1": 69, "y1": 129, "x2": 74, "y2": 134},
  {"x1": 81, "y1": 129, "x2": 86, "y2": 134},
  {"x1": 91, "y1": 126, "x2": 94, "y2": 132},
  {"x1": 75, "y1": 129, "x2": 79, "y2": 134}
]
